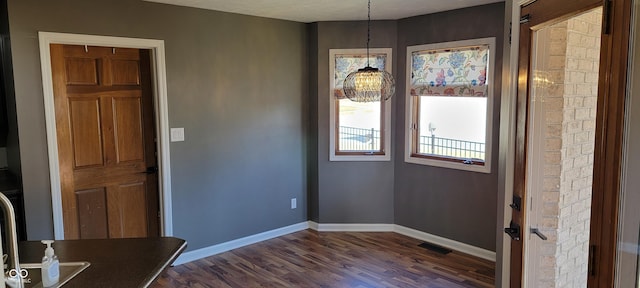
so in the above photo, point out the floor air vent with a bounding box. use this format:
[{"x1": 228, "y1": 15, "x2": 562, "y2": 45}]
[{"x1": 418, "y1": 242, "x2": 452, "y2": 254}]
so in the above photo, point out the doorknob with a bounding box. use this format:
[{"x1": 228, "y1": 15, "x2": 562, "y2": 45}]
[
  {"x1": 530, "y1": 228, "x2": 548, "y2": 240},
  {"x1": 504, "y1": 221, "x2": 521, "y2": 241},
  {"x1": 142, "y1": 166, "x2": 158, "y2": 174}
]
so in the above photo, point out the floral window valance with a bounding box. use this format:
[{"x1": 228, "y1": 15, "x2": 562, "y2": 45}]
[
  {"x1": 334, "y1": 54, "x2": 387, "y2": 99},
  {"x1": 410, "y1": 45, "x2": 489, "y2": 97}
]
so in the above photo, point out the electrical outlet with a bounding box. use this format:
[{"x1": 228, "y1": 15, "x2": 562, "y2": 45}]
[
  {"x1": 170, "y1": 128, "x2": 185, "y2": 142},
  {"x1": 291, "y1": 198, "x2": 297, "y2": 209}
]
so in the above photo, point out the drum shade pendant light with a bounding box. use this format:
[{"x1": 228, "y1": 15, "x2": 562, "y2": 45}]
[{"x1": 343, "y1": 0, "x2": 396, "y2": 102}]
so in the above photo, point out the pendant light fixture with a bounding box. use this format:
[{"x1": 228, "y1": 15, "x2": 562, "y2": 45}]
[{"x1": 343, "y1": 0, "x2": 396, "y2": 102}]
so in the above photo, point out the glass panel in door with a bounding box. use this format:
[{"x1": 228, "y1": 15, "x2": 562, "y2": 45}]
[{"x1": 523, "y1": 7, "x2": 603, "y2": 287}]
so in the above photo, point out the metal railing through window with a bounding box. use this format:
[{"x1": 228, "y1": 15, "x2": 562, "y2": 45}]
[
  {"x1": 418, "y1": 135, "x2": 485, "y2": 160},
  {"x1": 337, "y1": 126, "x2": 484, "y2": 160},
  {"x1": 338, "y1": 126, "x2": 380, "y2": 151}
]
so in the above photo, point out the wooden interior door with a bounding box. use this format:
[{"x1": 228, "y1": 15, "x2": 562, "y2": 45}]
[
  {"x1": 509, "y1": 0, "x2": 602, "y2": 286},
  {"x1": 50, "y1": 44, "x2": 159, "y2": 239}
]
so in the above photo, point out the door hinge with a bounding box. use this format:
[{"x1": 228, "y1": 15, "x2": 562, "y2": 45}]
[
  {"x1": 520, "y1": 14, "x2": 531, "y2": 25},
  {"x1": 603, "y1": 0, "x2": 612, "y2": 35},
  {"x1": 588, "y1": 245, "x2": 597, "y2": 276}
]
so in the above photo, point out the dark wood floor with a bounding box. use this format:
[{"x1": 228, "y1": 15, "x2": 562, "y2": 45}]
[{"x1": 151, "y1": 230, "x2": 495, "y2": 288}]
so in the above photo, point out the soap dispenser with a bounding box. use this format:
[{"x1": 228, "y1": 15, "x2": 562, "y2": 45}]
[{"x1": 41, "y1": 240, "x2": 60, "y2": 287}]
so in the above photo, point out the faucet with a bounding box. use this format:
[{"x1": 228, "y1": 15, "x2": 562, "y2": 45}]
[{"x1": 0, "y1": 193, "x2": 24, "y2": 288}]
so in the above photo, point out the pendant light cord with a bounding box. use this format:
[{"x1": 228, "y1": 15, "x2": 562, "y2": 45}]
[{"x1": 366, "y1": 0, "x2": 371, "y2": 67}]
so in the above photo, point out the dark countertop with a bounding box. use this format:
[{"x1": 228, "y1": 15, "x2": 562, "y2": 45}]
[
  {"x1": 18, "y1": 237, "x2": 186, "y2": 288},
  {"x1": 0, "y1": 169, "x2": 19, "y2": 194}
]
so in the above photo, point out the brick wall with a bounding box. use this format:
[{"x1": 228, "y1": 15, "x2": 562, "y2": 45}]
[
  {"x1": 535, "y1": 8, "x2": 601, "y2": 288},
  {"x1": 536, "y1": 20, "x2": 567, "y2": 288}
]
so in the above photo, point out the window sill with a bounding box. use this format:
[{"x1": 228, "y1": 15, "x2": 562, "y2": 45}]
[
  {"x1": 404, "y1": 155, "x2": 491, "y2": 173},
  {"x1": 330, "y1": 154, "x2": 391, "y2": 162}
]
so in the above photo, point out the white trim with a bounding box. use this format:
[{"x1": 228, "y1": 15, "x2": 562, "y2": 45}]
[
  {"x1": 307, "y1": 222, "x2": 495, "y2": 262},
  {"x1": 173, "y1": 222, "x2": 309, "y2": 265},
  {"x1": 519, "y1": 0, "x2": 537, "y2": 6},
  {"x1": 37, "y1": 32, "x2": 173, "y2": 239},
  {"x1": 328, "y1": 48, "x2": 392, "y2": 162},
  {"x1": 393, "y1": 225, "x2": 496, "y2": 262},
  {"x1": 307, "y1": 221, "x2": 319, "y2": 230},
  {"x1": 404, "y1": 37, "x2": 496, "y2": 174},
  {"x1": 497, "y1": 3, "x2": 518, "y2": 287},
  {"x1": 308, "y1": 222, "x2": 394, "y2": 232},
  {"x1": 174, "y1": 221, "x2": 495, "y2": 265}
]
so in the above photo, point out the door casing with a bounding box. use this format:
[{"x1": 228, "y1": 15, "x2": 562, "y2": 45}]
[{"x1": 38, "y1": 32, "x2": 173, "y2": 239}]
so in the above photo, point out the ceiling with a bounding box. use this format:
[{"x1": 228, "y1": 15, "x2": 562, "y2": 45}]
[{"x1": 143, "y1": 0, "x2": 504, "y2": 23}]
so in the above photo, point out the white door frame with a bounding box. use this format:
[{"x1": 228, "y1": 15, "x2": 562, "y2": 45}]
[
  {"x1": 38, "y1": 32, "x2": 173, "y2": 239},
  {"x1": 495, "y1": 2, "x2": 520, "y2": 286}
]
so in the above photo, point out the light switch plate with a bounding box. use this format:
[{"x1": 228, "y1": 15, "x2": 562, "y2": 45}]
[{"x1": 170, "y1": 128, "x2": 185, "y2": 142}]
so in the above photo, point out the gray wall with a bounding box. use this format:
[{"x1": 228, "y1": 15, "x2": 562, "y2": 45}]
[
  {"x1": 7, "y1": 0, "x2": 505, "y2": 254},
  {"x1": 312, "y1": 21, "x2": 397, "y2": 224},
  {"x1": 394, "y1": 3, "x2": 505, "y2": 251},
  {"x1": 7, "y1": 0, "x2": 308, "y2": 250},
  {"x1": 309, "y1": 3, "x2": 504, "y2": 251}
]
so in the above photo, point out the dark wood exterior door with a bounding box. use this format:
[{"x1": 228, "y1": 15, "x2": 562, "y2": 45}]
[
  {"x1": 510, "y1": 0, "x2": 602, "y2": 286},
  {"x1": 50, "y1": 44, "x2": 159, "y2": 239}
]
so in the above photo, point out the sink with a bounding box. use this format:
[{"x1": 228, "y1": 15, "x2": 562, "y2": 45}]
[{"x1": 16, "y1": 262, "x2": 90, "y2": 288}]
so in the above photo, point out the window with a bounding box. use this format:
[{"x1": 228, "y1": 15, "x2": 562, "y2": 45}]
[
  {"x1": 405, "y1": 38, "x2": 495, "y2": 173},
  {"x1": 329, "y1": 49, "x2": 392, "y2": 161}
]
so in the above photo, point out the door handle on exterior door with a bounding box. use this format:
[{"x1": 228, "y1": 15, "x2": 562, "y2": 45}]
[
  {"x1": 530, "y1": 228, "x2": 548, "y2": 240},
  {"x1": 504, "y1": 221, "x2": 521, "y2": 241}
]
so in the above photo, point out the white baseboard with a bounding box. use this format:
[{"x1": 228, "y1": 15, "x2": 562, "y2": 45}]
[
  {"x1": 394, "y1": 225, "x2": 496, "y2": 261},
  {"x1": 173, "y1": 221, "x2": 308, "y2": 265},
  {"x1": 308, "y1": 222, "x2": 394, "y2": 232},
  {"x1": 174, "y1": 221, "x2": 495, "y2": 265},
  {"x1": 307, "y1": 222, "x2": 495, "y2": 261},
  {"x1": 307, "y1": 220, "x2": 319, "y2": 230}
]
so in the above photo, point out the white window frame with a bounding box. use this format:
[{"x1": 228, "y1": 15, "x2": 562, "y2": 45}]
[
  {"x1": 329, "y1": 48, "x2": 393, "y2": 162},
  {"x1": 404, "y1": 38, "x2": 495, "y2": 173}
]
